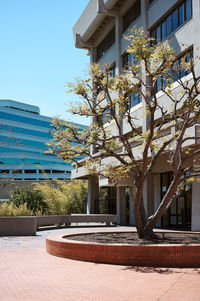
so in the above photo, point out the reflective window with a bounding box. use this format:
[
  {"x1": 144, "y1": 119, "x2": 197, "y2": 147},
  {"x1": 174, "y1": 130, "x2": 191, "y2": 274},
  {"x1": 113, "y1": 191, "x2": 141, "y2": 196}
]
[
  {"x1": 130, "y1": 92, "x2": 142, "y2": 108},
  {"x1": 123, "y1": 53, "x2": 137, "y2": 68},
  {"x1": 0, "y1": 112, "x2": 51, "y2": 128},
  {"x1": 151, "y1": 0, "x2": 192, "y2": 43},
  {"x1": 123, "y1": 1, "x2": 141, "y2": 32},
  {"x1": 155, "y1": 49, "x2": 193, "y2": 93},
  {"x1": 186, "y1": 0, "x2": 192, "y2": 19},
  {"x1": 172, "y1": 9, "x2": 179, "y2": 31},
  {"x1": 0, "y1": 147, "x2": 42, "y2": 154},
  {"x1": 0, "y1": 136, "x2": 48, "y2": 149},
  {"x1": 109, "y1": 64, "x2": 116, "y2": 78},
  {"x1": 0, "y1": 124, "x2": 52, "y2": 139},
  {"x1": 97, "y1": 27, "x2": 115, "y2": 61},
  {"x1": 0, "y1": 158, "x2": 67, "y2": 165}
]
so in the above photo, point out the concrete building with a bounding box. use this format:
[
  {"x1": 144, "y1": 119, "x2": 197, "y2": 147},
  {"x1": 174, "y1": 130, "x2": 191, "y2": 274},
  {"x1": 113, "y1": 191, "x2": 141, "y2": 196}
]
[
  {"x1": 0, "y1": 99, "x2": 87, "y2": 200},
  {"x1": 72, "y1": 0, "x2": 200, "y2": 230}
]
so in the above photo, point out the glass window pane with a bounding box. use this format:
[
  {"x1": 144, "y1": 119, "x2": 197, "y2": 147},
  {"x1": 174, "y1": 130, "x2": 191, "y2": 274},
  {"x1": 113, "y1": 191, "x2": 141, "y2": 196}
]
[
  {"x1": 161, "y1": 21, "x2": 167, "y2": 40},
  {"x1": 156, "y1": 76, "x2": 162, "y2": 92},
  {"x1": 171, "y1": 200, "x2": 176, "y2": 214},
  {"x1": 179, "y1": 4, "x2": 185, "y2": 25},
  {"x1": 156, "y1": 25, "x2": 161, "y2": 42},
  {"x1": 185, "y1": 0, "x2": 192, "y2": 20},
  {"x1": 166, "y1": 15, "x2": 172, "y2": 35},
  {"x1": 170, "y1": 216, "x2": 176, "y2": 225},
  {"x1": 172, "y1": 9, "x2": 179, "y2": 31}
]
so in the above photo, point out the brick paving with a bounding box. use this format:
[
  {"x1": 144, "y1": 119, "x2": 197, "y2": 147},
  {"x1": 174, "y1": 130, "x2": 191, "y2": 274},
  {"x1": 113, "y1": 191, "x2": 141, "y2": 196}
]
[{"x1": 0, "y1": 226, "x2": 200, "y2": 301}]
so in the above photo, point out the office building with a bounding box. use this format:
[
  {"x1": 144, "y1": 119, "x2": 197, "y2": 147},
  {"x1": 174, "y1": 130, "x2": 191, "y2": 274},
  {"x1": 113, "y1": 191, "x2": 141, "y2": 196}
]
[{"x1": 72, "y1": 0, "x2": 200, "y2": 230}]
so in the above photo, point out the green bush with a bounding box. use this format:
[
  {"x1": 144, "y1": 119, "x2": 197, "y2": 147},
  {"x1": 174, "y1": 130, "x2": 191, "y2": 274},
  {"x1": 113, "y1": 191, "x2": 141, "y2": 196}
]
[
  {"x1": 0, "y1": 202, "x2": 33, "y2": 216},
  {"x1": 35, "y1": 180, "x2": 87, "y2": 215},
  {"x1": 9, "y1": 186, "x2": 48, "y2": 214}
]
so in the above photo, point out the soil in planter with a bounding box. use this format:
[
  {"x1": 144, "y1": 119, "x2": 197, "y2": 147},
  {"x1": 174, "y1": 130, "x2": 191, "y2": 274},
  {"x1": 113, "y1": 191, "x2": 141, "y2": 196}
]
[{"x1": 66, "y1": 232, "x2": 200, "y2": 245}]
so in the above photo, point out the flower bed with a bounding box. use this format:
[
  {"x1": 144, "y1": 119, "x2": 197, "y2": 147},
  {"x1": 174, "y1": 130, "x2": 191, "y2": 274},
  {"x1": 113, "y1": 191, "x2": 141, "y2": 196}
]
[{"x1": 46, "y1": 231, "x2": 200, "y2": 267}]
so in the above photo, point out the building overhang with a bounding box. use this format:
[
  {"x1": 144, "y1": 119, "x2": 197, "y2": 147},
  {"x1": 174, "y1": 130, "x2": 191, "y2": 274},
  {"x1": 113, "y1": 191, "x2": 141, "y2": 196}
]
[{"x1": 73, "y1": 0, "x2": 121, "y2": 49}]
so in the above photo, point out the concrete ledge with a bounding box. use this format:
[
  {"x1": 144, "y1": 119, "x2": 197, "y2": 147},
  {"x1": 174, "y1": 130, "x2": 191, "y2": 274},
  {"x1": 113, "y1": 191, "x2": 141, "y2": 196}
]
[
  {"x1": 69, "y1": 214, "x2": 117, "y2": 225},
  {"x1": 36, "y1": 215, "x2": 69, "y2": 228},
  {"x1": 37, "y1": 214, "x2": 117, "y2": 229},
  {"x1": 0, "y1": 217, "x2": 36, "y2": 236},
  {"x1": 46, "y1": 231, "x2": 200, "y2": 268}
]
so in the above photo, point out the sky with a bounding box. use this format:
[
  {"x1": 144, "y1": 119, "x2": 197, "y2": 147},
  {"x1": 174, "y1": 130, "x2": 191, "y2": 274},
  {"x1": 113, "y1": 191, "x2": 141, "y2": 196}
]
[{"x1": 0, "y1": 0, "x2": 90, "y2": 125}]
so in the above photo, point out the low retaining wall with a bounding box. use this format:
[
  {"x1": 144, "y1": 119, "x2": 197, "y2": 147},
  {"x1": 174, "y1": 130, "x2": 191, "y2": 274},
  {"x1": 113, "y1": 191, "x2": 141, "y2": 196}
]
[
  {"x1": 37, "y1": 214, "x2": 117, "y2": 229},
  {"x1": 36, "y1": 215, "x2": 69, "y2": 229},
  {"x1": 68, "y1": 214, "x2": 117, "y2": 225},
  {"x1": 0, "y1": 214, "x2": 117, "y2": 236},
  {"x1": 46, "y1": 232, "x2": 200, "y2": 268},
  {"x1": 0, "y1": 217, "x2": 36, "y2": 236}
]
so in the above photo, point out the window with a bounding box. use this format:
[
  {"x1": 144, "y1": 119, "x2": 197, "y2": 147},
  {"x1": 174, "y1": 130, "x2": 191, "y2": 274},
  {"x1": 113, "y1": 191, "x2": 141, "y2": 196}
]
[
  {"x1": 0, "y1": 170, "x2": 9, "y2": 173},
  {"x1": 130, "y1": 92, "x2": 142, "y2": 108},
  {"x1": 102, "y1": 107, "x2": 116, "y2": 125},
  {"x1": 109, "y1": 64, "x2": 116, "y2": 78},
  {"x1": 155, "y1": 49, "x2": 193, "y2": 93},
  {"x1": 25, "y1": 170, "x2": 36, "y2": 173},
  {"x1": 97, "y1": 27, "x2": 115, "y2": 61},
  {"x1": 52, "y1": 170, "x2": 65, "y2": 173},
  {"x1": 123, "y1": 1, "x2": 141, "y2": 32},
  {"x1": 0, "y1": 112, "x2": 51, "y2": 128},
  {"x1": 151, "y1": 0, "x2": 192, "y2": 43},
  {"x1": 12, "y1": 170, "x2": 22, "y2": 174},
  {"x1": 123, "y1": 52, "x2": 139, "y2": 69},
  {"x1": 0, "y1": 124, "x2": 52, "y2": 139},
  {"x1": 39, "y1": 170, "x2": 51, "y2": 173},
  {"x1": 125, "y1": 91, "x2": 142, "y2": 111}
]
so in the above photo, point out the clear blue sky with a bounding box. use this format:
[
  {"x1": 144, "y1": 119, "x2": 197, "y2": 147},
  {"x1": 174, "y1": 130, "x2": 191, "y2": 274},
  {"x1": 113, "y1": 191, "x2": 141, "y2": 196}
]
[{"x1": 0, "y1": 0, "x2": 90, "y2": 125}]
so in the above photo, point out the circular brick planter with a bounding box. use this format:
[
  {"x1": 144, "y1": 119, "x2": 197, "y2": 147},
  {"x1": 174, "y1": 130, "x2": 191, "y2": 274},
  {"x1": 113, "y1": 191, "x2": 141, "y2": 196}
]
[{"x1": 46, "y1": 231, "x2": 200, "y2": 267}]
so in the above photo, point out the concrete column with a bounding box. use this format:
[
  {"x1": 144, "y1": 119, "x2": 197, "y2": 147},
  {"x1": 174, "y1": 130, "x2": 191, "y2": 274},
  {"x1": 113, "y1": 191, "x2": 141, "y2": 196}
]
[
  {"x1": 141, "y1": 0, "x2": 150, "y2": 133},
  {"x1": 192, "y1": 180, "x2": 200, "y2": 231},
  {"x1": 143, "y1": 179, "x2": 148, "y2": 213},
  {"x1": 115, "y1": 15, "x2": 123, "y2": 75},
  {"x1": 116, "y1": 186, "x2": 126, "y2": 225},
  {"x1": 143, "y1": 174, "x2": 154, "y2": 217},
  {"x1": 87, "y1": 176, "x2": 99, "y2": 214},
  {"x1": 154, "y1": 173, "x2": 161, "y2": 227},
  {"x1": 129, "y1": 187, "x2": 135, "y2": 225}
]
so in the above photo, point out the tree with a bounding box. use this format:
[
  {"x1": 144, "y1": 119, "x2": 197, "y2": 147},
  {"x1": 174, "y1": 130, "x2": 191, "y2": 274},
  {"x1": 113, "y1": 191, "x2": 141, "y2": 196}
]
[{"x1": 49, "y1": 28, "x2": 200, "y2": 238}]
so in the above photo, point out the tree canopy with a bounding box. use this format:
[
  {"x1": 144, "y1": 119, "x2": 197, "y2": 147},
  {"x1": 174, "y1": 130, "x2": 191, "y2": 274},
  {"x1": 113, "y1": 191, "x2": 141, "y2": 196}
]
[{"x1": 49, "y1": 28, "x2": 200, "y2": 238}]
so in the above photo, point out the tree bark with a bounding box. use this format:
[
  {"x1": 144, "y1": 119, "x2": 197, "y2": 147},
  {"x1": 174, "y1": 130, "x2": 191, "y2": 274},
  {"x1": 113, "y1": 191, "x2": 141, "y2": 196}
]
[{"x1": 144, "y1": 176, "x2": 180, "y2": 234}]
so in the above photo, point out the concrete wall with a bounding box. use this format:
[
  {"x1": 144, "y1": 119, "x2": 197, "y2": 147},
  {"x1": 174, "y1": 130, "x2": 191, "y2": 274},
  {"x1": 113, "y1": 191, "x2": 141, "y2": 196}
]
[{"x1": 0, "y1": 217, "x2": 36, "y2": 236}]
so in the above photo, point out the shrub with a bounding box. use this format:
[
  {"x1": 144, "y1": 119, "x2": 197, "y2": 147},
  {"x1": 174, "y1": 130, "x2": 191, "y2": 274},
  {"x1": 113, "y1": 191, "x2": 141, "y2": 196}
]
[
  {"x1": 0, "y1": 202, "x2": 33, "y2": 216},
  {"x1": 35, "y1": 180, "x2": 87, "y2": 215},
  {"x1": 9, "y1": 186, "x2": 48, "y2": 214}
]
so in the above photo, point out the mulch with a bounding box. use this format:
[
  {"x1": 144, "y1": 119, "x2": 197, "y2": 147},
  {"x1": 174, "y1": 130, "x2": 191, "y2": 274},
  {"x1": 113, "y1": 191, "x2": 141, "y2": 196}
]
[{"x1": 67, "y1": 232, "x2": 200, "y2": 245}]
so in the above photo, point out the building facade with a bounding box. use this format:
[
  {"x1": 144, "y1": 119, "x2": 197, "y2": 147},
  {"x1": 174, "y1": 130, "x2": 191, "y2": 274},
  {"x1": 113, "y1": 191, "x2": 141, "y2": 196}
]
[
  {"x1": 0, "y1": 99, "x2": 86, "y2": 200},
  {"x1": 72, "y1": 0, "x2": 200, "y2": 230}
]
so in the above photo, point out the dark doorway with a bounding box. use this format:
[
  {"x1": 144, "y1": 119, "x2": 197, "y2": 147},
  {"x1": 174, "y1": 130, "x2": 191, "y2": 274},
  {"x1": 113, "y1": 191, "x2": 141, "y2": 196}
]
[
  {"x1": 161, "y1": 172, "x2": 192, "y2": 229},
  {"x1": 99, "y1": 187, "x2": 116, "y2": 214}
]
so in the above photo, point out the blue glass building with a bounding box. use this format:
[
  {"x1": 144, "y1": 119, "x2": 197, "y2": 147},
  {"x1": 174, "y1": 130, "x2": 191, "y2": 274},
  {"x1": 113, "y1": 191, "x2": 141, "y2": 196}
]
[{"x1": 0, "y1": 99, "x2": 86, "y2": 181}]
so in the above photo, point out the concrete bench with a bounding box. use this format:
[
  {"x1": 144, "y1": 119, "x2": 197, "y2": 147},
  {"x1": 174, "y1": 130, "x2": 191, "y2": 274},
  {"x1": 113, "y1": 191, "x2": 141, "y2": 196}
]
[
  {"x1": 36, "y1": 214, "x2": 117, "y2": 229},
  {"x1": 68, "y1": 214, "x2": 117, "y2": 226},
  {"x1": 36, "y1": 215, "x2": 69, "y2": 229}
]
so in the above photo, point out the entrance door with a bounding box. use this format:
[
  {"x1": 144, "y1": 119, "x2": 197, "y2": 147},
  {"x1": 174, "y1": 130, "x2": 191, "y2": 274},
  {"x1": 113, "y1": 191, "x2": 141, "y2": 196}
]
[
  {"x1": 160, "y1": 172, "x2": 192, "y2": 229},
  {"x1": 169, "y1": 192, "x2": 192, "y2": 228}
]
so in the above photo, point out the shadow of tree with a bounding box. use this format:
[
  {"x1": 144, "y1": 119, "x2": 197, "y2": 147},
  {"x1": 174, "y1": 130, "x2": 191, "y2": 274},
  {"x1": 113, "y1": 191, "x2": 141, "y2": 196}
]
[
  {"x1": 123, "y1": 266, "x2": 200, "y2": 274},
  {"x1": 123, "y1": 266, "x2": 173, "y2": 274}
]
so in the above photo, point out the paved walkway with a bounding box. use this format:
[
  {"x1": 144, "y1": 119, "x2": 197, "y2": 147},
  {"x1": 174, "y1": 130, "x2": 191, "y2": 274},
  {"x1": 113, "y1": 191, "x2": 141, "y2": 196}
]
[{"x1": 0, "y1": 226, "x2": 200, "y2": 301}]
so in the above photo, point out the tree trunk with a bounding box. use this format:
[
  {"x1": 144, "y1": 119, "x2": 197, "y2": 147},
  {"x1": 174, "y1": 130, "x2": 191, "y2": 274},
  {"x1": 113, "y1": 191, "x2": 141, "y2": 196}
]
[
  {"x1": 144, "y1": 177, "x2": 180, "y2": 234},
  {"x1": 131, "y1": 185, "x2": 156, "y2": 239}
]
